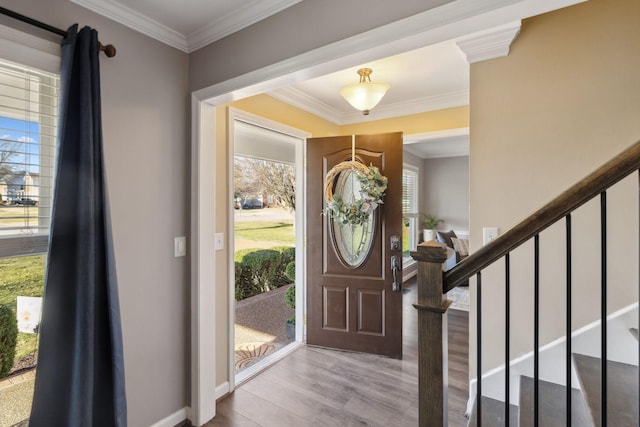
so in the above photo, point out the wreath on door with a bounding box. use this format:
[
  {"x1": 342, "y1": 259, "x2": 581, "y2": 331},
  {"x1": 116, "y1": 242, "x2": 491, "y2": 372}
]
[{"x1": 324, "y1": 161, "x2": 388, "y2": 226}]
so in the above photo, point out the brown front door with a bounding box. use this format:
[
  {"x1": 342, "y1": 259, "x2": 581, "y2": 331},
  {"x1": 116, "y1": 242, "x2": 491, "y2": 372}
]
[{"x1": 306, "y1": 133, "x2": 403, "y2": 358}]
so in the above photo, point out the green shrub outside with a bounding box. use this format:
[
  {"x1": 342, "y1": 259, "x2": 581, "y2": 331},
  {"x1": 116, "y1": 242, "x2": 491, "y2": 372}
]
[
  {"x1": 234, "y1": 247, "x2": 296, "y2": 301},
  {"x1": 272, "y1": 246, "x2": 295, "y2": 287},
  {"x1": 285, "y1": 284, "x2": 295, "y2": 325},
  {"x1": 0, "y1": 304, "x2": 18, "y2": 378},
  {"x1": 284, "y1": 261, "x2": 295, "y2": 282},
  {"x1": 276, "y1": 246, "x2": 296, "y2": 265},
  {"x1": 245, "y1": 249, "x2": 281, "y2": 294}
]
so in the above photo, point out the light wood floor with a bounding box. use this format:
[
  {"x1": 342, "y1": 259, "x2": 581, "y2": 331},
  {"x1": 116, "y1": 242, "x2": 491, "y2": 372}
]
[{"x1": 208, "y1": 279, "x2": 470, "y2": 426}]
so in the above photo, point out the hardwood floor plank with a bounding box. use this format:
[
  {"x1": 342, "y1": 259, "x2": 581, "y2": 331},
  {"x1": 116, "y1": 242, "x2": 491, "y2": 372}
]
[
  {"x1": 241, "y1": 372, "x2": 374, "y2": 426},
  {"x1": 208, "y1": 280, "x2": 469, "y2": 426},
  {"x1": 215, "y1": 388, "x2": 311, "y2": 427}
]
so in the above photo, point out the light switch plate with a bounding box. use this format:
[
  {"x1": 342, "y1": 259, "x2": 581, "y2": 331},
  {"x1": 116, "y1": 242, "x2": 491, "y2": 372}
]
[
  {"x1": 174, "y1": 236, "x2": 186, "y2": 257},
  {"x1": 483, "y1": 227, "x2": 498, "y2": 245},
  {"x1": 215, "y1": 232, "x2": 224, "y2": 251}
]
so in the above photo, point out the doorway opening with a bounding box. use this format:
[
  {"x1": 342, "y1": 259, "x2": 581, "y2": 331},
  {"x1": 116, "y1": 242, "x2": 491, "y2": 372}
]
[{"x1": 228, "y1": 109, "x2": 308, "y2": 386}]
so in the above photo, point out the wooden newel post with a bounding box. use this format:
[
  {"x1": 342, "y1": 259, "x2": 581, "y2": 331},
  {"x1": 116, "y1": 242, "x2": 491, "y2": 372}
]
[{"x1": 411, "y1": 240, "x2": 451, "y2": 426}]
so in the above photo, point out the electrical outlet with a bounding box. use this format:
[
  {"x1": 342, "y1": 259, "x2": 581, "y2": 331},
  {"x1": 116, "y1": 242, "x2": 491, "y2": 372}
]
[{"x1": 483, "y1": 227, "x2": 498, "y2": 245}]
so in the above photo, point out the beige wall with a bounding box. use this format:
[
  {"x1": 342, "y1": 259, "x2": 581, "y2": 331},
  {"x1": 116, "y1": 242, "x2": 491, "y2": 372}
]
[
  {"x1": 422, "y1": 156, "x2": 469, "y2": 232},
  {"x1": 470, "y1": 0, "x2": 640, "y2": 376},
  {"x1": 2, "y1": 1, "x2": 190, "y2": 425}
]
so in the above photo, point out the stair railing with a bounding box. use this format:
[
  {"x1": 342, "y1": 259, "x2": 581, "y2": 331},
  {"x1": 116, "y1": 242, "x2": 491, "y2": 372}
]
[{"x1": 411, "y1": 139, "x2": 640, "y2": 426}]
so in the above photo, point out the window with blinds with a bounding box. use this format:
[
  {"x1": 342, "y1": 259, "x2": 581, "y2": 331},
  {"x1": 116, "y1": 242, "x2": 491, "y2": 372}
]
[
  {"x1": 0, "y1": 60, "x2": 58, "y2": 257},
  {"x1": 402, "y1": 166, "x2": 419, "y2": 260}
]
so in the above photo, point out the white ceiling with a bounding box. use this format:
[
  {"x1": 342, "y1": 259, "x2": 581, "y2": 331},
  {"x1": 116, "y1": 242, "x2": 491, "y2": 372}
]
[{"x1": 69, "y1": 0, "x2": 580, "y2": 158}]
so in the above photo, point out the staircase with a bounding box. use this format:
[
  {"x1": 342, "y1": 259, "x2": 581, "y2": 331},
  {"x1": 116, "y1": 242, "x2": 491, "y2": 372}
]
[
  {"x1": 467, "y1": 341, "x2": 639, "y2": 426},
  {"x1": 411, "y1": 140, "x2": 640, "y2": 426}
]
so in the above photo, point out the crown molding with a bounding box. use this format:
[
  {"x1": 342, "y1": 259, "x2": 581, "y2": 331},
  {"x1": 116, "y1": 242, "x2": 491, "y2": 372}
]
[
  {"x1": 187, "y1": 0, "x2": 304, "y2": 52},
  {"x1": 403, "y1": 128, "x2": 470, "y2": 159},
  {"x1": 70, "y1": 0, "x2": 188, "y2": 51},
  {"x1": 269, "y1": 87, "x2": 469, "y2": 125},
  {"x1": 268, "y1": 87, "x2": 342, "y2": 124},
  {"x1": 456, "y1": 21, "x2": 521, "y2": 63},
  {"x1": 71, "y1": 0, "x2": 303, "y2": 53},
  {"x1": 341, "y1": 90, "x2": 469, "y2": 125},
  {"x1": 404, "y1": 127, "x2": 470, "y2": 144},
  {"x1": 71, "y1": 0, "x2": 585, "y2": 56},
  {"x1": 403, "y1": 139, "x2": 469, "y2": 159}
]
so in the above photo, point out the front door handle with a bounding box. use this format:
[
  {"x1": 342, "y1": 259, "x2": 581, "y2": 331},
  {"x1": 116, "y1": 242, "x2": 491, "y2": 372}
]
[{"x1": 391, "y1": 255, "x2": 401, "y2": 292}]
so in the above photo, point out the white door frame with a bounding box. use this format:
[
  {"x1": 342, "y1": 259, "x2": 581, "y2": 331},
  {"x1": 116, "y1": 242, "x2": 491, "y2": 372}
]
[
  {"x1": 189, "y1": 1, "x2": 583, "y2": 423},
  {"x1": 227, "y1": 108, "x2": 309, "y2": 390}
]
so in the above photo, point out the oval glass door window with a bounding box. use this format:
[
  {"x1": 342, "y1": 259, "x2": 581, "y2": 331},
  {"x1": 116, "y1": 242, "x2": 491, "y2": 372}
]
[{"x1": 330, "y1": 168, "x2": 376, "y2": 268}]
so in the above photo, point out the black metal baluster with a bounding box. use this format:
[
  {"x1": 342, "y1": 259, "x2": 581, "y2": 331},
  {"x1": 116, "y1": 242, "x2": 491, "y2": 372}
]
[
  {"x1": 505, "y1": 254, "x2": 510, "y2": 427},
  {"x1": 477, "y1": 271, "x2": 482, "y2": 427},
  {"x1": 601, "y1": 192, "x2": 607, "y2": 427},
  {"x1": 534, "y1": 234, "x2": 540, "y2": 427},
  {"x1": 566, "y1": 214, "x2": 572, "y2": 426}
]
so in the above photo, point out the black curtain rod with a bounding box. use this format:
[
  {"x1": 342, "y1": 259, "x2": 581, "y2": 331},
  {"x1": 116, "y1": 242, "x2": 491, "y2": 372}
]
[{"x1": 0, "y1": 6, "x2": 116, "y2": 57}]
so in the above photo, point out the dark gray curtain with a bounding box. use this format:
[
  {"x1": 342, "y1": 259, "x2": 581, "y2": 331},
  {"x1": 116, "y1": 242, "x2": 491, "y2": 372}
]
[{"x1": 29, "y1": 25, "x2": 127, "y2": 427}]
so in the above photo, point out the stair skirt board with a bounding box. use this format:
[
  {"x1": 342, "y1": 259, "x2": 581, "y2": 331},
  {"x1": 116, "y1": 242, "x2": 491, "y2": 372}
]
[{"x1": 467, "y1": 303, "x2": 638, "y2": 408}]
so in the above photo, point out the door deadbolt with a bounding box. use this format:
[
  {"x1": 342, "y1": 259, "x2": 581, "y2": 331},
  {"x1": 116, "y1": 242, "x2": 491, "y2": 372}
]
[{"x1": 390, "y1": 235, "x2": 400, "y2": 251}]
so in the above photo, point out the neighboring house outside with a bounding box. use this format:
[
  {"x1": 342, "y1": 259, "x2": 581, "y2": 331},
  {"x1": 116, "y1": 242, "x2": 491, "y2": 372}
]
[{"x1": 0, "y1": 172, "x2": 40, "y2": 204}]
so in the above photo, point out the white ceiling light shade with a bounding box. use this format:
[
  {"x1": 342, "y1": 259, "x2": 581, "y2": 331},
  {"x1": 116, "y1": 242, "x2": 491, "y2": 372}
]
[{"x1": 339, "y1": 68, "x2": 390, "y2": 115}]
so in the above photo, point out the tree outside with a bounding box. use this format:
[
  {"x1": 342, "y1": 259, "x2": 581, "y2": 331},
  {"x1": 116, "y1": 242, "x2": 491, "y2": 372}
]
[{"x1": 234, "y1": 156, "x2": 295, "y2": 212}]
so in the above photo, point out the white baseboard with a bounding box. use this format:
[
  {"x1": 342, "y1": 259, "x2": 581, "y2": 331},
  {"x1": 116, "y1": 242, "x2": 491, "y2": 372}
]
[
  {"x1": 150, "y1": 407, "x2": 190, "y2": 427},
  {"x1": 215, "y1": 381, "x2": 230, "y2": 400}
]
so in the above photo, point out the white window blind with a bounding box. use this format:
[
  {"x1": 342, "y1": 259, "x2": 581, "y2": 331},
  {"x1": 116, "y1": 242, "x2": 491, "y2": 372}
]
[
  {"x1": 402, "y1": 166, "x2": 419, "y2": 260},
  {"x1": 402, "y1": 167, "x2": 418, "y2": 214},
  {"x1": 0, "y1": 59, "x2": 58, "y2": 257}
]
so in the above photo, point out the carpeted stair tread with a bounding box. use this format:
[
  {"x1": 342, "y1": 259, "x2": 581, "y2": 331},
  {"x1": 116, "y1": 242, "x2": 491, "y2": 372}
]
[
  {"x1": 631, "y1": 328, "x2": 638, "y2": 341},
  {"x1": 518, "y1": 375, "x2": 592, "y2": 427},
  {"x1": 467, "y1": 395, "x2": 518, "y2": 427},
  {"x1": 573, "y1": 353, "x2": 638, "y2": 427}
]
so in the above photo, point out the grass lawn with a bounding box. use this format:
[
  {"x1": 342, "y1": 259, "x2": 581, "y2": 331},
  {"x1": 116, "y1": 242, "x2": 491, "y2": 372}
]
[
  {"x1": 0, "y1": 255, "x2": 45, "y2": 365},
  {"x1": 235, "y1": 220, "x2": 294, "y2": 245},
  {"x1": 0, "y1": 255, "x2": 45, "y2": 305},
  {"x1": 0, "y1": 206, "x2": 40, "y2": 227}
]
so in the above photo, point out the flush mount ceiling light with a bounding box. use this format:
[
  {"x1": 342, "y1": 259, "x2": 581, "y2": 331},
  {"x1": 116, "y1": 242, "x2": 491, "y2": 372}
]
[{"x1": 340, "y1": 68, "x2": 390, "y2": 115}]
